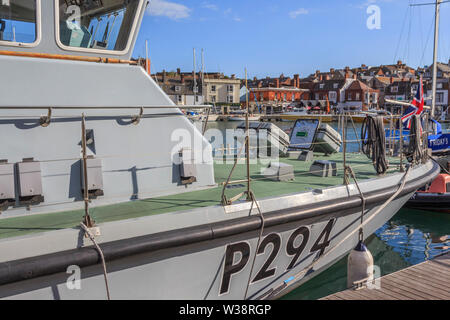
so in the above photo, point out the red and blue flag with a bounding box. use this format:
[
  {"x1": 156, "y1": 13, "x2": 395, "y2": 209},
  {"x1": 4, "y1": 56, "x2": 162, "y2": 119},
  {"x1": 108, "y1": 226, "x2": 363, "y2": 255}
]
[{"x1": 401, "y1": 76, "x2": 424, "y2": 129}]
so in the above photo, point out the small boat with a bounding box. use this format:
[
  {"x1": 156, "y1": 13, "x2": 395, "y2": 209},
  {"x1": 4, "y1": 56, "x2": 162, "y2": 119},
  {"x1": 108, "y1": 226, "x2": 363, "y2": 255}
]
[
  {"x1": 405, "y1": 174, "x2": 450, "y2": 213},
  {"x1": 227, "y1": 116, "x2": 247, "y2": 121}
]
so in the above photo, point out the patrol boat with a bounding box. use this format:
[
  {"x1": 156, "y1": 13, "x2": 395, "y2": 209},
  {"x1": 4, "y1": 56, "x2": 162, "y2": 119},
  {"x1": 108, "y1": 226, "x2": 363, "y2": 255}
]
[{"x1": 0, "y1": 0, "x2": 439, "y2": 300}]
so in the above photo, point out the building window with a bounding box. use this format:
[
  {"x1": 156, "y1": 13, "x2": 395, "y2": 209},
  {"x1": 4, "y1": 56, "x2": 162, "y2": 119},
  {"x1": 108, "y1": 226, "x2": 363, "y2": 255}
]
[
  {"x1": 283, "y1": 93, "x2": 287, "y2": 101},
  {"x1": 227, "y1": 96, "x2": 233, "y2": 103},
  {"x1": 356, "y1": 93, "x2": 360, "y2": 100},
  {"x1": 315, "y1": 93, "x2": 319, "y2": 100},
  {"x1": 292, "y1": 94, "x2": 295, "y2": 101},
  {"x1": 333, "y1": 83, "x2": 338, "y2": 89},
  {"x1": 57, "y1": 0, "x2": 142, "y2": 52},
  {"x1": 211, "y1": 85, "x2": 216, "y2": 92},
  {"x1": 0, "y1": 0, "x2": 39, "y2": 45},
  {"x1": 436, "y1": 93, "x2": 444, "y2": 103},
  {"x1": 175, "y1": 86, "x2": 181, "y2": 92},
  {"x1": 319, "y1": 84, "x2": 325, "y2": 89},
  {"x1": 391, "y1": 86, "x2": 398, "y2": 93},
  {"x1": 210, "y1": 95, "x2": 216, "y2": 103},
  {"x1": 348, "y1": 93, "x2": 352, "y2": 101},
  {"x1": 227, "y1": 85, "x2": 234, "y2": 93},
  {"x1": 437, "y1": 83, "x2": 443, "y2": 89},
  {"x1": 177, "y1": 95, "x2": 182, "y2": 103},
  {"x1": 329, "y1": 91, "x2": 337, "y2": 101},
  {"x1": 195, "y1": 96, "x2": 199, "y2": 102}
]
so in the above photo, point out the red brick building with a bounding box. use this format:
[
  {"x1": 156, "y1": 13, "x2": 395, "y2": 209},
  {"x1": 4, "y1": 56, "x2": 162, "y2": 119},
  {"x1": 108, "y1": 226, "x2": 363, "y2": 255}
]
[{"x1": 344, "y1": 80, "x2": 380, "y2": 111}]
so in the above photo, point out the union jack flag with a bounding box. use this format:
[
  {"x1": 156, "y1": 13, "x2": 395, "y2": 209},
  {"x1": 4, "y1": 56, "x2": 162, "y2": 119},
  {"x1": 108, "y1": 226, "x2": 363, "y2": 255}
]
[{"x1": 401, "y1": 76, "x2": 424, "y2": 129}]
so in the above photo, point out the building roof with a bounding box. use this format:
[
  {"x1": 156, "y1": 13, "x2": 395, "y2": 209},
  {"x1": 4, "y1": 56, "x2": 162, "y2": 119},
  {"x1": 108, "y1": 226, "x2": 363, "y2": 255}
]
[
  {"x1": 312, "y1": 79, "x2": 347, "y2": 91},
  {"x1": 346, "y1": 79, "x2": 378, "y2": 92},
  {"x1": 154, "y1": 77, "x2": 203, "y2": 96}
]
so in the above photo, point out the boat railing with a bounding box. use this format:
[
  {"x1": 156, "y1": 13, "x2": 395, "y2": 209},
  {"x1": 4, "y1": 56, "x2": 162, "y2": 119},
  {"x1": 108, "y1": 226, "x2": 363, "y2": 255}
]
[{"x1": 0, "y1": 105, "x2": 213, "y2": 127}]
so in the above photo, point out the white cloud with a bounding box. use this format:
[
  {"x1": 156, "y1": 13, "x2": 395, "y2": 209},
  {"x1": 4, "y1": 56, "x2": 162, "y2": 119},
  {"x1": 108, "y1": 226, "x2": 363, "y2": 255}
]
[
  {"x1": 289, "y1": 8, "x2": 309, "y2": 19},
  {"x1": 201, "y1": 2, "x2": 218, "y2": 11},
  {"x1": 147, "y1": 0, "x2": 191, "y2": 20},
  {"x1": 224, "y1": 8, "x2": 232, "y2": 15},
  {"x1": 233, "y1": 16, "x2": 242, "y2": 22}
]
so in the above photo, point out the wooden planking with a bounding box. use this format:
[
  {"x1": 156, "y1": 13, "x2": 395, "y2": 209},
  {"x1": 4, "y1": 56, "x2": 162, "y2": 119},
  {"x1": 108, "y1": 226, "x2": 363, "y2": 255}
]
[{"x1": 321, "y1": 252, "x2": 450, "y2": 300}]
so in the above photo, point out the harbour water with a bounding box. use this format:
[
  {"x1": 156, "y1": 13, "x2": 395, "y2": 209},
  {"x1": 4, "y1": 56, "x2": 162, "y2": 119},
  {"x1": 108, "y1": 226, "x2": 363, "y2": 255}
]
[{"x1": 198, "y1": 119, "x2": 450, "y2": 300}]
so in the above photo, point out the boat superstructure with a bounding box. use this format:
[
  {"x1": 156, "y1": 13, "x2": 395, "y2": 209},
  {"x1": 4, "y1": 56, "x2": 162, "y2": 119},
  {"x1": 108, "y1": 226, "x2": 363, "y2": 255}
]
[{"x1": 0, "y1": 0, "x2": 440, "y2": 300}]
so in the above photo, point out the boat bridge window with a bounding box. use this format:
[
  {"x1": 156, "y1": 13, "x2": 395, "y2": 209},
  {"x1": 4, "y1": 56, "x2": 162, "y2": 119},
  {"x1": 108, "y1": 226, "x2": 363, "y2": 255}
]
[
  {"x1": 0, "y1": 0, "x2": 39, "y2": 45},
  {"x1": 57, "y1": 0, "x2": 141, "y2": 53}
]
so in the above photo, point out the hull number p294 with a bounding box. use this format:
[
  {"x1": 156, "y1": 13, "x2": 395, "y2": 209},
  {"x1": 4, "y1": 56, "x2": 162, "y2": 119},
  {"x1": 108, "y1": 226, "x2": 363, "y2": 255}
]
[{"x1": 219, "y1": 219, "x2": 335, "y2": 295}]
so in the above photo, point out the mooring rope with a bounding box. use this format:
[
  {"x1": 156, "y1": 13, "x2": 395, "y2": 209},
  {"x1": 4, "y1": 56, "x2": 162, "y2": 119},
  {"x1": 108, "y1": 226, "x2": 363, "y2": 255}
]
[
  {"x1": 408, "y1": 115, "x2": 423, "y2": 163},
  {"x1": 431, "y1": 156, "x2": 450, "y2": 174},
  {"x1": 80, "y1": 223, "x2": 111, "y2": 300},
  {"x1": 243, "y1": 191, "x2": 265, "y2": 300},
  {"x1": 347, "y1": 166, "x2": 367, "y2": 241}
]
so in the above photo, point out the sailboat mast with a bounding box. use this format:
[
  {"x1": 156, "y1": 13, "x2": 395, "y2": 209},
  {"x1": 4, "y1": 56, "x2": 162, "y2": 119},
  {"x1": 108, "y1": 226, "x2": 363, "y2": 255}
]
[
  {"x1": 193, "y1": 48, "x2": 197, "y2": 105},
  {"x1": 201, "y1": 48, "x2": 205, "y2": 103},
  {"x1": 431, "y1": 0, "x2": 443, "y2": 118}
]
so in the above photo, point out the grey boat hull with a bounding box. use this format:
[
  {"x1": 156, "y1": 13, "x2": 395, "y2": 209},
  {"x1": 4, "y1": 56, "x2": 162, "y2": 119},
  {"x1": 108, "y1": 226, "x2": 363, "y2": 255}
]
[{"x1": 0, "y1": 161, "x2": 439, "y2": 300}]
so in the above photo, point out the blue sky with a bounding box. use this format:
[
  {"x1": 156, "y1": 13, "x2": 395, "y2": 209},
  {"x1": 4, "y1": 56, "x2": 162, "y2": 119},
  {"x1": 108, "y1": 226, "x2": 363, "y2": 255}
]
[{"x1": 133, "y1": 0, "x2": 450, "y2": 79}]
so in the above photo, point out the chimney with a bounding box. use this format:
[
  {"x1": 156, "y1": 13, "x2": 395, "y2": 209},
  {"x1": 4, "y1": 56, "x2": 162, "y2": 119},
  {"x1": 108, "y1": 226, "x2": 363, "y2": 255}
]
[
  {"x1": 325, "y1": 74, "x2": 331, "y2": 81},
  {"x1": 315, "y1": 70, "x2": 320, "y2": 76},
  {"x1": 345, "y1": 66, "x2": 350, "y2": 72},
  {"x1": 361, "y1": 64, "x2": 366, "y2": 68},
  {"x1": 345, "y1": 72, "x2": 349, "y2": 79},
  {"x1": 231, "y1": 74, "x2": 236, "y2": 79},
  {"x1": 181, "y1": 74, "x2": 185, "y2": 84},
  {"x1": 390, "y1": 76, "x2": 394, "y2": 84},
  {"x1": 330, "y1": 68, "x2": 335, "y2": 73},
  {"x1": 294, "y1": 74, "x2": 300, "y2": 88},
  {"x1": 162, "y1": 69, "x2": 167, "y2": 83},
  {"x1": 319, "y1": 75, "x2": 323, "y2": 81},
  {"x1": 258, "y1": 81, "x2": 262, "y2": 88},
  {"x1": 177, "y1": 68, "x2": 181, "y2": 75},
  {"x1": 352, "y1": 74, "x2": 357, "y2": 80},
  {"x1": 397, "y1": 60, "x2": 402, "y2": 66},
  {"x1": 275, "y1": 79, "x2": 280, "y2": 88},
  {"x1": 253, "y1": 76, "x2": 257, "y2": 81}
]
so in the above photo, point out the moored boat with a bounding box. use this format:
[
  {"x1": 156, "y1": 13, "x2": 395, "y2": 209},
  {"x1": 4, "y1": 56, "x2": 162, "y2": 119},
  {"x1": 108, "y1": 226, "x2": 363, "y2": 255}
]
[
  {"x1": 405, "y1": 174, "x2": 450, "y2": 213},
  {"x1": 0, "y1": 0, "x2": 440, "y2": 300}
]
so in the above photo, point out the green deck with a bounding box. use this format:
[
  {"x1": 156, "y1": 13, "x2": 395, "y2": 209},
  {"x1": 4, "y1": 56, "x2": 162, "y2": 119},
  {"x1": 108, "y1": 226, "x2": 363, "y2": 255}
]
[{"x1": 0, "y1": 153, "x2": 400, "y2": 239}]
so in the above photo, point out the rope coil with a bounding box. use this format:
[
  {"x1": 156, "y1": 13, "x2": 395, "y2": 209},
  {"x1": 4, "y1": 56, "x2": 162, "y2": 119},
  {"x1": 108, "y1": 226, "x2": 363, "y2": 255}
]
[{"x1": 361, "y1": 115, "x2": 389, "y2": 174}]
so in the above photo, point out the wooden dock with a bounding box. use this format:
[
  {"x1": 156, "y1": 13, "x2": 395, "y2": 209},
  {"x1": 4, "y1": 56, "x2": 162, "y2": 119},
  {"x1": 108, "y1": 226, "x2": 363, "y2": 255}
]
[{"x1": 321, "y1": 252, "x2": 450, "y2": 300}]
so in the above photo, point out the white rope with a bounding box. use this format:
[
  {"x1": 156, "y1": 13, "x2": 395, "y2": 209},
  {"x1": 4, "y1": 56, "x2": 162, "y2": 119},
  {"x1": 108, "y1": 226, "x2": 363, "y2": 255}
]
[
  {"x1": 80, "y1": 223, "x2": 111, "y2": 300},
  {"x1": 243, "y1": 191, "x2": 265, "y2": 300}
]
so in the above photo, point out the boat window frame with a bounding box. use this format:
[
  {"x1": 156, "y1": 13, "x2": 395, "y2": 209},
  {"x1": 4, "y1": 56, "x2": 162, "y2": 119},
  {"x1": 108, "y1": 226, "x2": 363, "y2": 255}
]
[
  {"x1": 0, "y1": 0, "x2": 42, "y2": 48},
  {"x1": 54, "y1": 0, "x2": 144, "y2": 56}
]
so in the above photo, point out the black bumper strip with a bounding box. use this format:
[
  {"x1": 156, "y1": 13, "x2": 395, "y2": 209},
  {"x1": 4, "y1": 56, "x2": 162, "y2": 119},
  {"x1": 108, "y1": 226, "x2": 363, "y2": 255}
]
[{"x1": 0, "y1": 162, "x2": 440, "y2": 286}]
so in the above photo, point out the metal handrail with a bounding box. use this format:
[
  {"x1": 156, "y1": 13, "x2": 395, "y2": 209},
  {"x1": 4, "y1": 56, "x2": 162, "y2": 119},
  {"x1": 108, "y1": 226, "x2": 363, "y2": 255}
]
[{"x1": 0, "y1": 105, "x2": 213, "y2": 110}]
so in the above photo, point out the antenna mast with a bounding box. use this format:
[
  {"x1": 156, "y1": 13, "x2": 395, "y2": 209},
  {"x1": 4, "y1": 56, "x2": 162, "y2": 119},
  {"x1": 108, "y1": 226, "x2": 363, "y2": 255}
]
[{"x1": 430, "y1": 0, "x2": 442, "y2": 119}]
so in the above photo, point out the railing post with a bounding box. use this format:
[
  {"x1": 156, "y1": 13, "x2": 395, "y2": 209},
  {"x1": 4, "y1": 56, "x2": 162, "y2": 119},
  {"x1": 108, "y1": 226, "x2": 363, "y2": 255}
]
[{"x1": 81, "y1": 114, "x2": 94, "y2": 228}]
